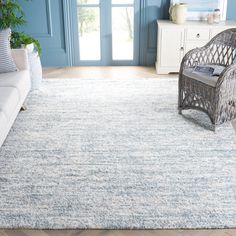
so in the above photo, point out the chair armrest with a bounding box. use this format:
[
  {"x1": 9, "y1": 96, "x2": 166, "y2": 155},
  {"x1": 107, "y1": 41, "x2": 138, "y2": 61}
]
[
  {"x1": 214, "y1": 64, "x2": 236, "y2": 120},
  {"x1": 180, "y1": 44, "x2": 212, "y2": 74},
  {"x1": 216, "y1": 63, "x2": 236, "y2": 88},
  {"x1": 11, "y1": 49, "x2": 29, "y2": 71}
]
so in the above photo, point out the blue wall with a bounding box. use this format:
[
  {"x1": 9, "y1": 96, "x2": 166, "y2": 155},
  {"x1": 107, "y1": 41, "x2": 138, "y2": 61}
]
[
  {"x1": 139, "y1": 0, "x2": 170, "y2": 66},
  {"x1": 227, "y1": 0, "x2": 236, "y2": 21},
  {"x1": 18, "y1": 0, "x2": 71, "y2": 67},
  {"x1": 19, "y1": 0, "x2": 236, "y2": 67}
]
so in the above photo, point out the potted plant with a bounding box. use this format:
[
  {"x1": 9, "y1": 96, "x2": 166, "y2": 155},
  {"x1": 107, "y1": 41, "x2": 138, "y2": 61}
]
[
  {"x1": 10, "y1": 31, "x2": 43, "y2": 90},
  {"x1": 0, "y1": 0, "x2": 43, "y2": 90},
  {"x1": 11, "y1": 31, "x2": 42, "y2": 56},
  {"x1": 0, "y1": 0, "x2": 26, "y2": 29}
]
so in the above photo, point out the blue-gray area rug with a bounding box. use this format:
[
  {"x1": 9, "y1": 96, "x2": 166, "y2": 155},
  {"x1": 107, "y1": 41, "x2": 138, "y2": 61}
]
[{"x1": 0, "y1": 78, "x2": 235, "y2": 229}]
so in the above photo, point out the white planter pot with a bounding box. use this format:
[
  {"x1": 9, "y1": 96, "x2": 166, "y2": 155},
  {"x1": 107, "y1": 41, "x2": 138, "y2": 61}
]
[{"x1": 25, "y1": 43, "x2": 43, "y2": 91}]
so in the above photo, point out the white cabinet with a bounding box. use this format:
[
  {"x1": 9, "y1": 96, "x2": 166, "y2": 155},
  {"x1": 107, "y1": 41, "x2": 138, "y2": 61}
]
[
  {"x1": 156, "y1": 20, "x2": 236, "y2": 74},
  {"x1": 185, "y1": 41, "x2": 208, "y2": 53},
  {"x1": 159, "y1": 28, "x2": 185, "y2": 68}
]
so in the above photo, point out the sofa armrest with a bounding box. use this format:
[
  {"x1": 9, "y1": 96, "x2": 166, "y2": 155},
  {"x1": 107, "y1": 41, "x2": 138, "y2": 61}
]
[{"x1": 11, "y1": 49, "x2": 29, "y2": 71}]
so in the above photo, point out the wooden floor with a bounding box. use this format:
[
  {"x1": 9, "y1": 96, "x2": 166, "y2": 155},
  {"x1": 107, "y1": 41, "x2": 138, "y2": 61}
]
[
  {"x1": 43, "y1": 66, "x2": 176, "y2": 79},
  {"x1": 0, "y1": 229, "x2": 235, "y2": 236},
  {"x1": 1, "y1": 67, "x2": 235, "y2": 236}
]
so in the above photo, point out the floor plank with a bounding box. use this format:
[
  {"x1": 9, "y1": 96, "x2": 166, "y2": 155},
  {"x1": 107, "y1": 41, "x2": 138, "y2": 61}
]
[
  {"x1": 42, "y1": 66, "x2": 176, "y2": 80},
  {"x1": 0, "y1": 230, "x2": 236, "y2": 236}
]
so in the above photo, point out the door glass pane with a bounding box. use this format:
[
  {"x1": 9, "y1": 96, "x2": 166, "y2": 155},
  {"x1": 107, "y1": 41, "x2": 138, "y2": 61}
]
[
  {"x1": 112, "y1": 6, "x2": 134, "y2": 60},
  {"x1": 112, "y1": 0, "x2": 134, "y2": 4},
  {"x1": 77, "y1": 0, "x2": 99, "y2": 5},
  {"x1": 77, "y1": 4, "x2": 101, "y2": 60}
]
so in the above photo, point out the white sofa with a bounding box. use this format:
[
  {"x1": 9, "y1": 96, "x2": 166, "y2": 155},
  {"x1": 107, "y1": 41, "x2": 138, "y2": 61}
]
[{"x1": 0, "y1": 49, "x2": 31, "y2": 147}]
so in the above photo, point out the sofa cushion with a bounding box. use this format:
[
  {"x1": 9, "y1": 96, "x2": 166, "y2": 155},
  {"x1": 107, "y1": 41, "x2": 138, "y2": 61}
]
[
  {"x1": 11, "y1": 49, "x2": 29, "y2": 71},
  {"x1": 0, "y1": 87, "x2": 20, "y2": 119},
  {"x1": 0, "y1": 28, "x2": 18, "y2": 73},
  {"x1": 0, "y1": 70, "x2": 31, "y2": 100},
  {"x1": 183, "y1": 68, "x2": 219, "y2": 87}
]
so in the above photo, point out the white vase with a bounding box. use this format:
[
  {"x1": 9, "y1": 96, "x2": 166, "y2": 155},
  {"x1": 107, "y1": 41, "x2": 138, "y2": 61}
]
[
  {"x1": 169, "y1": 3, "x2": 188, "y2": 25},
  {"x1": 25, "y1": 43, "x2": 43, "y2": 91}
]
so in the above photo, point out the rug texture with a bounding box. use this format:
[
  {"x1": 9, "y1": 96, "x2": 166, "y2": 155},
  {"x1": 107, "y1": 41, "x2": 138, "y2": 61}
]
[{"x1": 0, "y1": 78, "x2": 235, "y2": 229}]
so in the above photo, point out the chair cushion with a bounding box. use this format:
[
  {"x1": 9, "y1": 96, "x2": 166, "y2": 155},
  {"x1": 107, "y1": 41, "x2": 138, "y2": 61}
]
[
  {"x1": 183, "y1": 68, "x2": 219, "y2": 87},
  {"x1": 0, "y1": 87, "x2": 20, "y2": 119},
  {"x1": 0, "y1": 28, "x2": 18, "y2": 73},
  {"x1": 0, "y1": 70, "x2": 31, "y2": 100}
]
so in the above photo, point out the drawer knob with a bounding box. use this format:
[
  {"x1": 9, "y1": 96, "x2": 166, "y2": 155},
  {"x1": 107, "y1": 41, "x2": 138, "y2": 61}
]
[
  {"x1": 196, "y1": 33, "x2": 200, "y2": 38},
  {"x1": 180, "y1": 47, "x2": 184, "y2": 51}
]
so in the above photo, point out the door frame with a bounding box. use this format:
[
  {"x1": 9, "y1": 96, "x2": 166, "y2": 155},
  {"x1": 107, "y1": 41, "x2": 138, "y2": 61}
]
[{"x1": 67, "y1": 0, "x2": 140, "y2": 66}]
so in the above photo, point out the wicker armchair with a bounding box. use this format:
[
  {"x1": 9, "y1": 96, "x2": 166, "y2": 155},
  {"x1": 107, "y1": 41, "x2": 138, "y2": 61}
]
[{"x1": 178, "y1": 28, "x2": 236, "y2": 130}]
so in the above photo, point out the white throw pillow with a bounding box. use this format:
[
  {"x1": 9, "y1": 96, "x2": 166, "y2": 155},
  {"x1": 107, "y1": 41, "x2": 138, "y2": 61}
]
[{"x1": 0, "y1": 28, "x2": 18, "y2": 73}]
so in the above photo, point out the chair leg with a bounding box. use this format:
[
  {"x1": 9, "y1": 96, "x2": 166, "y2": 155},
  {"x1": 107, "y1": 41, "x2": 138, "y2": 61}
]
[
  {"x1": 213, "y1": 124, "x2": 217, "y2": 133},
  {"x1": 178, "y1": 108, "x2": 182, "y2": 115}
]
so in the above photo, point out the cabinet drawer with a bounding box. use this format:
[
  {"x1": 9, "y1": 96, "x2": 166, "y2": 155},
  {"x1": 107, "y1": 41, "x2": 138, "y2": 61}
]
[{"x1": 186, "y1": 29, "x2": 210, "y2": 41}]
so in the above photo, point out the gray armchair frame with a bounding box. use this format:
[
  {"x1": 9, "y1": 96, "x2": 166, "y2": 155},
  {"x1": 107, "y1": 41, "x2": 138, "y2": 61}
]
[{"x1": 178, "y1": 28, "x2": 236, "y2": 130}]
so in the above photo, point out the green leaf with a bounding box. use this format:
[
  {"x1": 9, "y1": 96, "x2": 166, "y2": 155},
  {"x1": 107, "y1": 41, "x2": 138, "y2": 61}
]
[
  {"x1": 11, "y1": 31, "x2": 42, "y2": 56},
  {"x1": 1, "y1": 1, "x2": 42, "y2": 56}
]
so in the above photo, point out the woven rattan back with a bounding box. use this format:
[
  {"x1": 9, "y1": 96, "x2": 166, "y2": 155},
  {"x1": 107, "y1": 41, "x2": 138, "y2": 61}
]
[{"x1": 208, "y1": 28, "x2": 236, "y2": 66}]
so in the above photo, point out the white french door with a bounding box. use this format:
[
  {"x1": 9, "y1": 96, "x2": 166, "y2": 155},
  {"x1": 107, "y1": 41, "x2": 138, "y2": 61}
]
[{"x1": 75, "y1": 0, "x2": 140, "y2": 66}]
